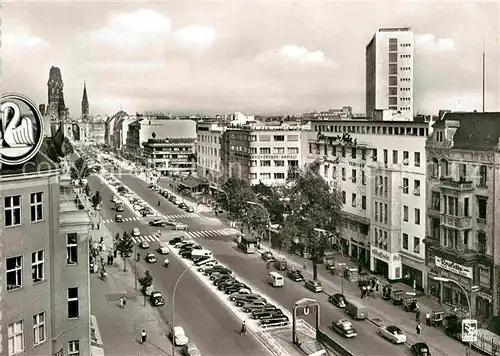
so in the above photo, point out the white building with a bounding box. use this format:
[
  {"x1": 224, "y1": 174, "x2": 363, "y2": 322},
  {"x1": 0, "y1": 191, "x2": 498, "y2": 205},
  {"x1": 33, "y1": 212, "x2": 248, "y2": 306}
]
[
  {"x1": 196, "y1": 122, "x2": 225, "y2": 189},
  {"x1": 306, "y1": 119, "x2": 429, "y2": 289},
  {"x1": 366, "y1": 27, "x2": 414, "y2": 121}
]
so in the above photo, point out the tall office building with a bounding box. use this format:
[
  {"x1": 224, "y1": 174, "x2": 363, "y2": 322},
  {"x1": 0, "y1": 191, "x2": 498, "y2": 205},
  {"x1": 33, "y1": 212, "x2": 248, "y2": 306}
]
[{"x1": 366, "y1": 27, "x2": 414, "y2": 121}]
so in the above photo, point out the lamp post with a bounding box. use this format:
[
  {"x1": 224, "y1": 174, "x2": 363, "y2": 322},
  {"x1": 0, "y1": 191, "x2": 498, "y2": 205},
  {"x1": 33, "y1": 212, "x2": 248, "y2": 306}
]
[
  {"x1": 314, "y1": 228, "x2": 344, "y2": 295},
  {"x1": 432, "y1": 276, "x2": 477, "y2": 356},
  {"x1": 171, "y1": 264, "x2": 195, "y2": 356},
  {"x1": 247, "y1": 201, "x2": 271, "y2": 252}
]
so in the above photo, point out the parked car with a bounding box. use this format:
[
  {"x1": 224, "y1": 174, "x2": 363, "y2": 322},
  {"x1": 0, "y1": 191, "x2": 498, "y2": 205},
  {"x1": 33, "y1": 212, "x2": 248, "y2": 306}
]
[
  {"x1": 169, "y1": 236, "x2": 185, "y2": 245},
  {"x1": 411, "y1": 342, "x2": 431, "y2": 356},
  {"x1": 379, "y1": 325, "x2": 407, "y2": 344},
  {"x1": 143, "y1": 285, "x2": 155, "y2": 296},
  {"x1": 150, "y1": 291, "x2": 165, "y2": 306},
  {"x1": 328, "y1": 293, "x2": 347, "y2": 308},
  {"x1": 217, "y1": 279, "x2": 240, "y2": 290},
  {"x1": 259, "y1": 315, "x2": 289, "y2": 326},
  {"x1": 171, "y1": 326, "x2": 189, "y2": 346},
  {"x1": 305, "y1": 279, "x2": 324, "y2": 293},
  {"x1": 140, "y1": 240, "x2": 150, "y2": 249},
  {"x1": 182, "y1": 342, "x2": 201, "y2": 356},
  {"x1": 234, "y1": 295, "x2": 266, "y2": 307},
  {"x1": 132, "y1": 228, "x2": 141, "y2": 237},
  {"x1": 115, "y1": 214, "x2": 124, "y2": 222},
  {"x1": 145, "y1": 253, "x2": 157, "y2": 263},
  {"x1": 209, "y1": 268, "x2": 232, "y2": 280},
  {"x1": 225, "y1": 284, "x2": 250, "y2": 294},
  {"x1": 287, "y1": 268, "x2": 304, "y2": 282},
  {"x1": 173, "y1": 222, "x2": 188, "y2": 230},
  {"x1": 261, "y1": 251, "x2": 274, "y2": 261},
  {"x1": 149, "y1": 218, "x2": 168, "y2": 227},
  {"x1": 204, "y1": 265, "x2": 228, "y2": 275},
  {"x1": 273, "y1": 258, "x2": 287, "y2": 271},
  {"x1": 140, "y1": 207, "x2": 154, "y2": 216},
  {"x1": 252, "y1": 310, "x2": 284, "y2": 320},
  {"x1": 197, "y1": 261, "x2": 219, "y2": 271},
  {"x1": 185, "y1": 206, "x2": 195, "y2": 213},
  {"x1": 158, "y1": 242, "x2": 170, "y2": 255},
  {"x1": 332, "y1": 319, "x2": 357, "y2": 338},
  {"x1": 242, "y1": 300, "x2": 268, "y2": 312},
  {"x1": 213, "y1": 275, "x2": 233, "y2": 285},
  {"x1": 179, "y1": 202, "x2": 188, "y2": 210}
]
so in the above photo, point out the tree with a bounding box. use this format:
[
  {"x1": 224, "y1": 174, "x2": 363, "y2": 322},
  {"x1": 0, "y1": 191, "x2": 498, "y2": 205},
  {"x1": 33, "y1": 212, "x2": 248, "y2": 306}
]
[
  {"x1": 71, "y1": 157, "x2": 89, "y2": 180},
  {"x1": 279, "y1": 161, "x2": 343, "y2": 280},
  {"x1": 91, "y1": 191, "x2": 102, "y2": 209},
  {"x1": 252, "y1": 182, "x2": 286, "y2": 225},
  {"x1": 116, "y1": 231, "x2": 134, "y2": 271},
  {"x1": 138, "y1": 270, "x2": 154, "y2": 294},
  {"x1": 84, "y1": 183, "x2": 91, "y2": 197}
]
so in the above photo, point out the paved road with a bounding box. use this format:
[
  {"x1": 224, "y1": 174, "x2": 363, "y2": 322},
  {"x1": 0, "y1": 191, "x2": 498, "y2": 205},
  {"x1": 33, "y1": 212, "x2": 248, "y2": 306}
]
[{"x1": 88, "y1": 175, "x2": 268, "y2": 356}]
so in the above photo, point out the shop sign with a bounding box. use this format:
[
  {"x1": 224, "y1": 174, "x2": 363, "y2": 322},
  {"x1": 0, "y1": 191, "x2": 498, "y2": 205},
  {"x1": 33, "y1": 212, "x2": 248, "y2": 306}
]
[
  {"x1": 251, "y1": 154, "x2": 298, "y2": 160},
  {"x1": 349, "y1": 161, "x2": 365, "y2": 168},
  {"x1": 435, "y1": 257, "x2": 473, "y2": 279},
  {"x1": 371, "y1": 247, "x2": 390, "y2": 262}
]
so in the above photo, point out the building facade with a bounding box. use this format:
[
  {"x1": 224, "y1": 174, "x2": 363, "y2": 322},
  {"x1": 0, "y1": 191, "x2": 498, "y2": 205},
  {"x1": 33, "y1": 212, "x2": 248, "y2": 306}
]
[
  {"x1": 143, "y1": 138, "x2": 197, "y2": 175},
  {"x1": 366, "y1": 27, "x2": 414, "y2": 121},
  {"x1": 302, "y1": 106, "x2": 353, "y2": 121},
  {"x1": 196, "y1": 122, "x2": 226, "y2": 188},
  {"x1": 0, "y1": 156, "x2": 91, "y2": 356},
  {"x1": 221, "y1": 122, "x2": 308, "y2": 186},
  {"x1": 307, "y1": 119, "x2": 429, "y2": 287},
  {"x1": 425, "y1": 112, "x2": 500, "y2": 318}
]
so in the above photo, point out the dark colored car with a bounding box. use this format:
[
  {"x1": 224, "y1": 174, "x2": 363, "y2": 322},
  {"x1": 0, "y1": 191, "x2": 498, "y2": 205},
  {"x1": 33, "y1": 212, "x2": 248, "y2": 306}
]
[
  {"x1": 169, "y1": 236, "x2": 185, "y2": 245},
  {"x1": 114, "y1": 214, "x2": 124, "y2": 222},
  {"x1": 179, "y1": 203, "x2": 188, "y2": 209},
  {"x1": 145, "y1": 253, "x2": 157, "y2": 263},
  {"x1": 224, "y1": 284, "x2": 250, "y2": 294},
  {"x1": 287, "y1": 268, "x2": 304, "y2": 282},
  {"x1": 205, "y1": 265, "x2": 231, "y2": 275},
  {"x1": 235, "y1": 295, "x2": 266, "y2": 307},
  {"x1": 217, "y1": 279, "x2": 239, "y2": 290},
  {"x1": 243, "y1": 303, "x2": 276, "y2": 313},
  {"x1": 328, "y1": 293, "x2": 347, "y2": 308},
  {"x1": 273, "y1": 259, "x2": 287, "y2": 271},
  {"x1": 177, "y1": 241, "x2": 195, "y2": 249},
  {"x1": 149, "y1": 219, "x2": 168, "y2": 227},
  {"x1": 150, "y1": 291, "x2": 165, "y2": 306},
  {"x1": 180, "y1": 249, "x2": 194, "y2": 258},
  {"x1": 213, "y1": 275, "x2": 234, "y2": 286},
  {"x1": 252, "y1": 310, "x2": 284, "y2": 320},
  {"x1": 259, "y1": 316, "x2": 289, "y2": 326},
  {"x1": 332, "y1": 319, "x2": 357, "y2": 338},
  {"x1": 261, "y1": 251, "x2": 274, "y2": 261},
  {"x1": 411, "y1": 342, "x2": 431, "y2": 356},
  {"x1": 209, "y1": 268, "x2": 232, "y2": 280}
]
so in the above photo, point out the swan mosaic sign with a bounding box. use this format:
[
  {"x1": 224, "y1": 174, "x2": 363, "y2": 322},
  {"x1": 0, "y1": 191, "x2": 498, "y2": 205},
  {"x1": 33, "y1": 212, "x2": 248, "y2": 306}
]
[{"x1": 0, "y1": 93, "x2": 44, "y2": 166}]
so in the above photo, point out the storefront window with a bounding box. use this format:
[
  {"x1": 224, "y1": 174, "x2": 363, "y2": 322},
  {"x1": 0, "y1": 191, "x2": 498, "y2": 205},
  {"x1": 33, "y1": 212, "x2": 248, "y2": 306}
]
[{"x1": 428, "y1": 278, "x2": 441, "y2": 298}]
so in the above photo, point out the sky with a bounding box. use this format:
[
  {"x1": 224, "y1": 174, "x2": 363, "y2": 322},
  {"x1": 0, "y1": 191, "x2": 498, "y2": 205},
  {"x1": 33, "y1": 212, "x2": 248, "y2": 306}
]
[{"x1": 2, "y1": 0, "x2": 499, "y2": 117}]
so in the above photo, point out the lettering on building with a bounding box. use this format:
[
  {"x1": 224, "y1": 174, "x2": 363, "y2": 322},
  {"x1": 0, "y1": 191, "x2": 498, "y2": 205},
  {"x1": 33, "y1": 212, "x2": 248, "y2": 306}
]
[
  {"x1": 317, "y1": 132, "x2": 357, "y2": 146},
  {"x1": 349, "y1": 161, "x2": 365, "y2": 168},
  {"x1": 250, "y1": 154, "x2": 298, "y2": 160},
  {"x1": 435, "y1": 256, "x2": 473, "y2": 279},
  {"x1": 371, "y1": 247, "x2": 390, "y2": 262}
]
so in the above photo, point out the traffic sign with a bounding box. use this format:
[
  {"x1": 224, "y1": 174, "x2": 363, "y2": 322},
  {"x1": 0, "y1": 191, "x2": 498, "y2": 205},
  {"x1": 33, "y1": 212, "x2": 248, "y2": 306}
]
[{"x1": 462, "y1": 319, "x2": 478, "y2": 342}]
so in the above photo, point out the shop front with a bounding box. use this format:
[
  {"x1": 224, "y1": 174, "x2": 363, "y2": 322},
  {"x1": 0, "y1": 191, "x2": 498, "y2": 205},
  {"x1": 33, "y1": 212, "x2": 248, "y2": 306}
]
[
  {"x1": 400, "y1": 252, "x2": 426, "y2": 292},
  {"x1": 370, "y1": 246, "x2": 401, "y2": 281},
  {"x1": 351, "y1": 242, "x2": 370, "y2": 268}
]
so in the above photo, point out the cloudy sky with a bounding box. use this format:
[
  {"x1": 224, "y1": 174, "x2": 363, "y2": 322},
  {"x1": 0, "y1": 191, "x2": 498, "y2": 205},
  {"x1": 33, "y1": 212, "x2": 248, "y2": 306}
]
[{"x1": 2, "y1": 0, "x2": 499, "y2": 117}]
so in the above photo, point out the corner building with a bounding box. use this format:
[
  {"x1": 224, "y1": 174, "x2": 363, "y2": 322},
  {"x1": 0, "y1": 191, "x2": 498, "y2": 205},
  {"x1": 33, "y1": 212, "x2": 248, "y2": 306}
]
[
  {"x1": 425, "y1": 112, "x2": 500, "y2": 318},
  {"x1": 0, "y1": 154, "x2": 91, "y2": 355},
  {"x1": 306, "y1": 119, "x2": 429, "y2": 288}
]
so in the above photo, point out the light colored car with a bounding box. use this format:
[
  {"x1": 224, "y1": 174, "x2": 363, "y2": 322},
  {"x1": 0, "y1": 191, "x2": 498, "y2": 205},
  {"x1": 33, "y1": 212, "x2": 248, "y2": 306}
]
[
  {"x1": 173, "y1": 222, "x2": 188, "y2": 230},
  {"x1": 172, "y1": 326, "x2": 189, "y2": 346},
  {"x1": 332, "y1": 319, "x2": 357, "y2": 338},
  {"x1": 182, "y1": 341, "x2": 201, "y2": 356},
  {"x1": 305, "y1": 279, "x2": 324, "y2": 293},
  {"x1": 165, "y1": 218, "x2": 177, "y2": 226},
  {"x1": 185, "y1": 206, "x2": 195, "y2": 213},
  {"x1": 144, "y1": 285, "x2": 155, "y2": 296},
  {"x1": 197, "y1": 262, "x2": 219, "y2": 272},
  {"x1": 158, "y1": 242, "x2": 170, "y2": 255},
  {"x1": 132, "y1": 228, "x2": 141, "y2": 237},
  {"x1": 378, "y1": 325, "x2": 407, "y2": 344},
  {"x1": 174, "y1": 199, "x2": 182, "y2": 205},
  {"x1": 133, "y1": 204, "x2": 143, "y2": 211}
]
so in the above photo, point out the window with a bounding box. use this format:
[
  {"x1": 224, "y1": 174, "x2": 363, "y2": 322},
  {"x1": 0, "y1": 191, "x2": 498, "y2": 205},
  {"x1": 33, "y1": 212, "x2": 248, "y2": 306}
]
[
  {"x1": 32, "y1": 250, "x2": 45, "y2": 283},
  {"x1": 361, "y1": 196, "x2": 366, "y2": 210},
  {"x1": 431, "y1": 191, "x2": 441, "y2": 211},
  {"x1": 67, "y1": 233, "x2": 78, "y2": 265},
  {"x1": 341, "y1": 191, "x2": 346, "y2": 204},
  {"x1": 260, "y1": 160, "x2": 271, "y2": 167},
  {"x1": 372, "y1": 149, "x2": 377, "y2": 162},
  {"x1": 413, "y1": 237, "x2": 421, "y2": 254},
  {"x1": 392, "y1": 150, "x2": 398, "y2": 164},
  {"x1": 351, "y1": 193, "x2": 357, "y2": 207},
  {"x1": 351, "y1": 169, "x2": 357, "y2": 183},
  {"x1": 384, "y1": 204, "x2": 388, "y2": 224},
  {"x1": 402, "y1": 178, "x2": 409, "y2": 194},
  {"x1": 478, "y1": 198, "x2": 487, "y2": 220},
  {"x1": 68, "y1": 288, "x2": 79, "y2": 319},
  {"x1": 403, "y1": 234, "x2": 409, "y2": 250},
  {"x1": 7, "y1": 256, "x2": 23, "y2": 291},
  {"x1": 464, "y1": 198, "x2": 470, "y2": 217},
  {"x1": 413, "y1": 180, "x2": 421, "y2": 196},
  {"x1": 351, "y1": 148, "x2": 356, "y2": 159},
  {"x1": 273, "y1": 147, "x2": 284, "y2": 154},
  {"x1": 446, "y1": 196, "x2": 458, "y2": 216},
  {"x1": 403, "y1": 206, "x2": 409, "y2": 222},
  {"x1": 414, "y1": 152, "x2": 421, "y2": 167},
  {"x1": 414, "y1": 208, "x2": 420, "y2": 225},
  {"x1": 30, "y1": 192, "x2": 43, "y2": 222},
  {"x1": 287, "y1": 147, "x2": 299, "y2": 154},
  {"x1": 341, "y1": 147, "x2": 346, "y2": 158},
  {"x1": 403, "y1": 151, "x2": 409, "y2": 165},
  {"x1": 431, "y1": 158, "x2": 439, "y2": 177},
  {"x1": 8, "y1": 320, "x2": 24, "y2": 355},
  {"x1": 440, "y1": 159, "x2": 449, "y2": 177},
  {"x1": 5, "y1": 195, "x2": 22, "y2": 227},
  {"x1": 274, "y1": 160, "x2": 285, "y2": 167},
  {"x1": 459, "y1": 163, "x2": 467, "y2": 181},
  {"x1": 273, "y1": 173, "x2": 285, "y2": 179},
  {"x1": 259, "y1": 147, "x2": 270, "y2": 154},
  {"x1": 33, "y1": 312, "x2": 46, "y2": 345},
  {"x1": 361, "y1": 171, "x2": 366, "y2": 185},
  {"x1": 341, "y1": 168, "x2": 346, "y2": 181},
  {"x1": 273, "y1": 135, "x2": 285, "y2": 141},
  {"x1": 68, "y1": 341, "x2": 80, "y2": 356},
  {"x1": 375, "y1": 202, "x2": 379, "y2": 221},
  {"x1": 479, "y1": 165, "x2": 487, "y2": 187},
  {"x1": 383, "y1": 149, "x2": 388, "y2": 164},
  {"x1": 260, "y1": 173, "x2": 271, "y2": 179}
]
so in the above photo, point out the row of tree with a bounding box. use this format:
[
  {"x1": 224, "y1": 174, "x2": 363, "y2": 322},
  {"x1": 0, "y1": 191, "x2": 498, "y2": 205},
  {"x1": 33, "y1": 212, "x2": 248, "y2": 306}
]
[{"x1": 215, "y1": 162, "x2": 343, "y2": 279}]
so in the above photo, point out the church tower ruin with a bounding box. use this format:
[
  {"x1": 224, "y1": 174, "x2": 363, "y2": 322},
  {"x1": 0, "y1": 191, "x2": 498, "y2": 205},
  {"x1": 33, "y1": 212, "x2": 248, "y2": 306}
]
[{"x1": 47, "y1": 66, "x2": 67, "y2": 120}]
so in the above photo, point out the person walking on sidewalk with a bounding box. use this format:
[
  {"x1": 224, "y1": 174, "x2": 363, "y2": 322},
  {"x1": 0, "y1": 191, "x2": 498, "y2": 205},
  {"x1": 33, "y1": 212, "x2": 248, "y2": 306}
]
[
  {"x1": 141, "y1": 330, "x2": 147, "y2": 344},
  {"x1": 415, "y1": 307, "x2": 421, "y2": 322},
  {"x1": 119, "y1": 295, "x2": 126, "y2": 309},
  {"x1": 303, "y1": 261, "x2": 307, "y2": 270},
  {"x1": 425, "y1": 312, "x2": 431, "y2": 326},
  {"x1": 240, "y1": 321, "x2": 247, "y2": 336},
  {"x1": 416, "y1": 323, "x2": 422, "y2": 336}
]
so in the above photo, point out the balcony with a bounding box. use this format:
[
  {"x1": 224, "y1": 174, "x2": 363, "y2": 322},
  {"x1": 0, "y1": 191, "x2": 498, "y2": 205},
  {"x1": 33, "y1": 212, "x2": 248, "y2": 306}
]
[
  {"x1": 439, "y1": 178, "x2": 474, "y2": 191},
  {"x1": 440, "y1": 214, "x2": 472, "y2": 230}
]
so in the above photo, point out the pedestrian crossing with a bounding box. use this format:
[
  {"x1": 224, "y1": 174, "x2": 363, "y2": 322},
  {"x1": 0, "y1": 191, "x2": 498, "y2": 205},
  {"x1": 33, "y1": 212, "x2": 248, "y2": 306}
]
[
  {"x1": 101, "y1": 213, "x2": 205, "y2": 224},
  {"x1": 131, "y1": 228, "x2": 240, "y2": 244},
  {"x1": 131, "y1": 234, "x2": 161, "y2": 244}
]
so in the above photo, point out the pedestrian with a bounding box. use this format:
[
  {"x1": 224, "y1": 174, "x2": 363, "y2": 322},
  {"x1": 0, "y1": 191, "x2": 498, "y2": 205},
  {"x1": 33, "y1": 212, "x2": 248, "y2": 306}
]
[
  {"x1": 119, "y1": 295, "x2": 125, "y2": 309},
  {"x1": 110, "y1": 255, "x2": 114, "y2": 265},
  {"x1": 141, "y1": 330, "x2": 147, "y2": 344},
  {"x1": 416, "y1": 323, "x2": 421, "y2": 336},
  {"x1": 97, "y1": 223, "x2": 100, "y2": 230},
  {"x1": 240, "y1": 321, "x2": 247, "y2": 336},
  {"x1": 415, "y1": 308, "x2": 421, "y2": 322},
  {"x1": 426, "y1": 312, "x2": 431, "y2": 326},
  {"x1": 107, "y1": 255, "x2": 111, "y2": 265},
  {"x1": 92, "y1": 222, "x2": 95, "y2": 230},
  {"x1": 361, "y1": 286, "x2": 366, "y2": 299},
  {"x1": 113, "y1": 249, "x2": 118, "y2": 259},
  {"x1": 303, "y1": 261, "x2": 307, "y2": 270}
]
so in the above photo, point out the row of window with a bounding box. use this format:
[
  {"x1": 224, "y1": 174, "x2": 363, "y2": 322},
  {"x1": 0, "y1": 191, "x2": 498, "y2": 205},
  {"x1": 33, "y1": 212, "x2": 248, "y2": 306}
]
[
  {"x1": 402, "y1": 233, "x2": 421, "y2": 254},
  {"x1": 198, "y1": 134, "x2": 221, "y2": 144},
  {"x1": 248, "y1": 134, "x2": 299, "y2": 142},
  {"x1": 430, "y1": 158, "x2": 488, "y2": 187},
  {"x1": 8, "y1": 318, "x2": 80, "y2": 355},
  {"x1": 230, "y1": 146, "x2": 300, "y2": 155},
  {"x1": 197, "y1": 146, "x2": 219, "y2": 157},
  {"x1": 340, "y1": 191, "x2": 367, "y2": 210},
  {"x1": 340, "y1": 168, "x2": 367, "y2": 185},
  {"x1": 4, "y1": 193, "x2": 43, "y2": 227},
  {"x1": 431, "y1": 191, "x2": 488, "y2": 220},
  {"x1": 249, "y1": 172, "x2": 286, "y2": 180},
  {"x1": 374, "y1": 228, "x2": 388, "y2": 251},
  {"x1": 313, "y1": 123, "x2": 427, "y2": 137},
  {"x1": 403, "y1": 206, "x2": 421, "y2": 225},
  {"x1": 374, "y1": 202, "x2": 388, "y2": 224}
]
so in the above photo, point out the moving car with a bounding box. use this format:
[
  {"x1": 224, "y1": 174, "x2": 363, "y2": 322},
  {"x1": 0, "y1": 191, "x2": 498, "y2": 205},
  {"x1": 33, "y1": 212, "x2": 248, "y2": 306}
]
[
  {"x1": 149, "y1": 218, "x2": 168, "y2": 227},
  {"x1": 115, "y1": 214, "x2": 124, "y2": 222},
  {"x1": 150, "y1": 291, "x2": 165, "y2": 306},
  {"x1": 158, "y1": 242, "x2": 170, "y2": 255},
  {"x1": 185, "y1": 206, "x2": 195, "y2": 213},
  {"x1": 172, "y1": 326, "x2": 189, "y2": 346},
  {"x1": 173, "y1": 222, "x2": 188, "y2": 230},
  {"x1": 273, "y1": 258, "x2": 287, "y2": 271},
  {"x1": 140, "y1": 240, "x2": 150, "y2": 249},
  {"x1": 179, "y1": 202, "x2": 188, "y2": 210},
  {"x1": 261, "y1": 251, "x2": 274, "y2": 261},
  {"x1": 144, "y1": 285, "x2": 155, "y2": 296},
  {"x1": 378, "y1": 325, "x2": 407, "y2": 344},
  {"x1": 140, "y1": 207, "x2": 154, "y2": 216},
  {"x1": 328, "y1": 293, "x2": 347, "y2": 308},
  {"x1": 287, "y1": 268, "x2": 304, "y2": 282},
  {"x1": 305, "y1": 279, "x2": 324, "y2": 293},
  {"x1": 132, "y1": 228, "x2": 141, "y2": 237},
  {"x1": 410, "y1": 342, "x2": 431, "y2": 356},
  {"x1": 169, "y1": 236, "x2": 185, "y2": 245},
  {"x1": 145, "y1": 253, "x2": 157, "y2": 263},
  {"x1": 332, "y1": 319, "x2": 357, "y2": 338},
  {"x1": 182, "y1": 342, "x2": 201, "y2": 356}
]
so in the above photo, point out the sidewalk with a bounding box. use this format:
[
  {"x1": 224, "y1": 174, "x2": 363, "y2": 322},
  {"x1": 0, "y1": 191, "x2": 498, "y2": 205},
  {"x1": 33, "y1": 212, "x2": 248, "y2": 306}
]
[
  {"x1": 258, "y1": 242, "x2": 477, "y2": 356},
  {"x1": 89, "y1": 215, "x2": 174, "y2": 356}
]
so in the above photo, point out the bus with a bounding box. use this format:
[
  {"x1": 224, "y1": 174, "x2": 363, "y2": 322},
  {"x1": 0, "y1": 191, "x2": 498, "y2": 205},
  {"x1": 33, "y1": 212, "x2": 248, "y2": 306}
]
[{"x1": 238, "y1": 236, "x2": 257, "y2": 254}]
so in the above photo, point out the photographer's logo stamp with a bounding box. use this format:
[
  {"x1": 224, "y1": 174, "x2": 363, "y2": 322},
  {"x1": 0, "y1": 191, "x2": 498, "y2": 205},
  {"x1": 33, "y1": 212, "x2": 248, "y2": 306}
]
[{"x1": 0, "y1": 93, "x2": 44, "y2": 166}]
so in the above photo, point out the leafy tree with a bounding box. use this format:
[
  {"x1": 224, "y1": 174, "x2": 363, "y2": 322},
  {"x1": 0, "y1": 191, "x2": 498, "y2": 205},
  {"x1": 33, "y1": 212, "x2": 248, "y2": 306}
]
[
  {"x1": 91, "y1": 191, "x2": 102, "y2": 209},
  {"x1": 279, "y1": 161, "x2": 343, "y2": 280},
  {"x1": 71, "y1": 157, "x2": 89, "y2": 180},
  {"x1": 138, "y1": 270, "x2": 154, "y2": 293},
  {"x1": 84, "y1": 183, "x2": 91, "y2": 197},
  {"x1": 252, "y1": 182, "x2": 286, "y2": 225},
  {"x1": 116, "y1": 231, "x2": 134, "y2": 271}
]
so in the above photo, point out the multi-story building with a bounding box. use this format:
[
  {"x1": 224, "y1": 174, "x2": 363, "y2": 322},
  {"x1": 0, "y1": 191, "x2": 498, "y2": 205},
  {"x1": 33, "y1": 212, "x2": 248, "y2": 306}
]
[
  {"x1": 0, "y1": 151, "x2": 91, "y2": 356},
  {"x1": 306, "y1": 119, "x2": 429, "y2": 288},
  {"x1": 366, "y1": 27, "x2": 414, "y2": 121},
  {"x1": 196, "y1": 122, "x2": 226, "y2": 188},
  {"x1": 425, "y1": 112, "x2": 500, "y2": 318},
  {"x1": 302, "y1": 106, "x2": 353, "y2": 121},
  {"x1": 221, "y1": 122, "x2": 309, "y2": 186},
  {"x1": 114, "y1": 116, "x2": 136, "y2": 151},
  {"x1": 143, "y1": 138, "x2": 197, "y2": 175}
]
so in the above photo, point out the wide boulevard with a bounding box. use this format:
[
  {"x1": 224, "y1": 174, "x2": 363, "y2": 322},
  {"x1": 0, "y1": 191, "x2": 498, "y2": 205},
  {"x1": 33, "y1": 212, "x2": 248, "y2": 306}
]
[{"x1": 87, "y1": 173, "x2": 268, "y2": 356}]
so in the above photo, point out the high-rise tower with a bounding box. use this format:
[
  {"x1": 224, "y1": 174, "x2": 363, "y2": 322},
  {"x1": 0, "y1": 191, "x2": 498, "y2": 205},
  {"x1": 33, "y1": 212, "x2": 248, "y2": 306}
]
[
  {"x1": 366, "y1": 27, "x2": 414, "y2": 121},
  {"x1": 47, "y1": 66, "x2": 67, "y2": 120},
  {"x1": 81, "y1": 81, "x2": 89, "y2": 119}
]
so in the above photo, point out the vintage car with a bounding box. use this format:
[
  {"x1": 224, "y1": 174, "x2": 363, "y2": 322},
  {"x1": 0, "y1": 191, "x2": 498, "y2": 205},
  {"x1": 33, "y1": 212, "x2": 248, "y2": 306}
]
[{"x1": 150, "y1": 291, "x2": 165, "y2": 306}]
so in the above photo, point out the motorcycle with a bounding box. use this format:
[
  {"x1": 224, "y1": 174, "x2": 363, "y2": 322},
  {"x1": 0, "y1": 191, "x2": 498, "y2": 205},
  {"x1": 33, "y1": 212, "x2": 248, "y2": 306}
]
[{"x1": 136, "y1": 253, "x2": 141, "y2": 262}]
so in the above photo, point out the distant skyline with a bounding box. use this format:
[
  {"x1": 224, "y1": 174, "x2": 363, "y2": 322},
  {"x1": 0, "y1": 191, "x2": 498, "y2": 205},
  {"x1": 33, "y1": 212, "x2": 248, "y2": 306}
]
[{"x1": 2, "y1": 1, "x2": 499, "y2": 117}]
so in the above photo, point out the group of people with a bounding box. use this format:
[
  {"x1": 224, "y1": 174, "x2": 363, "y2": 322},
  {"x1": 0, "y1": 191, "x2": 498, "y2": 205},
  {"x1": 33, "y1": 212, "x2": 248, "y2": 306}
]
[{"x1": 361, "y1": 278, "x2": 381, "y2": 298}]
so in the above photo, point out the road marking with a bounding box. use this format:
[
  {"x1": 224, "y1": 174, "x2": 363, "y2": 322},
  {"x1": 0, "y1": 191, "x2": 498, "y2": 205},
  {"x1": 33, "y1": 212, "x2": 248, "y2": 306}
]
[
  {"x1": 184, "y1": 229, "x2": 240, "y2": 239},
  {"x1": 132, "y1": 235, "x2": 161, "y2": 243}
]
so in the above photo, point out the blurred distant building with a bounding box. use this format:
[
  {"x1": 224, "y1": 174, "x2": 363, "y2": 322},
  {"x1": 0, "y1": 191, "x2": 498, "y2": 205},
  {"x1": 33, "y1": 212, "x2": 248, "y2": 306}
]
[{"x1": 302, "y1": 106, "x2": 353, "y2": 121}]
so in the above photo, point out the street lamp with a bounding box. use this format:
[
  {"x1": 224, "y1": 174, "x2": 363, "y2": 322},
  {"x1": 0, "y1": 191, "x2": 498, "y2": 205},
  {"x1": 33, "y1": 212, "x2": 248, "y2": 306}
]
[
  {"x1": 314, "y1": 228, "x2": 344, "y2": 295},
  {"x1": 432, "y1": 276, "x2": 478, "y2": 356},
  {"x1": 247, "y1": 201, "x2": 271, "y2": 252},
  {"x1": 171, "y1": 264, "x2": 195, "y2": 356}
]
